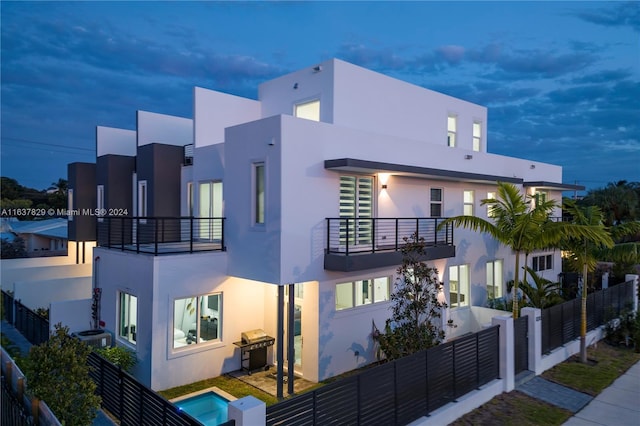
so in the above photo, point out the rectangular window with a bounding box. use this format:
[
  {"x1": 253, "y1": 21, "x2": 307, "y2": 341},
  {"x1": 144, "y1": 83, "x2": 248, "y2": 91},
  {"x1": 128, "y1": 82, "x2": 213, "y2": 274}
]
[
  {"x1": 138, "y1": 180, "x2": 147, "y2": 221},
  {"x1": 335, "y1": 277, "x2": 390, "y2": 311},
  {"x1": 487, "y1": 191, "x2": 496, "y2": 218},
  {"x1": 67, "y1": 188, "x2": 74, "y2": 221},
  {"x1": 447, "y1": 115, "x2": 457, "y2": 147},
  {"x1": 339, "y1": 175, "x2": 374, "y2": 245},
  {"x1": 430, "y1": 188, "x2": 443, "y2": 217},
  {"x1": 294, "y1": 99, "x2": 320, "y2": 122},
  {"x1": 173, "y1": 293, "x2": 221, "y2": 348},
  {"x1": 533, "y1": 254, "x2": 553, "y2": 272},
  {"x1": 486, "y1": 259, "x2": 503, "y2": 299},
  {"x1": 187, "y1": 182, "x2": 194, "y2": 216},
  {"x1": 463, "y1": 190, "x2": 474, "y2": 216},
  {"x1": 449, "y1": 264, "x2": 469, "y2": 308},
  {"x1": 97, "y1": 185, "x2": 105, "y2": 222},
  {"x1": 473, "y1": 121, "x2": 482, "y2": 152},
  {"x1": 199, "y1": 181, "x2": 223, "y2": 239},
  {"x1": 119, "y1": 292, "x2": 138, "y2": 345},
  {"x1": 254, "y1": 163, "x2": 265, "y2": 225},
  {"x1": 533, "y1": 190, "x2": 548, "y2": 208}
]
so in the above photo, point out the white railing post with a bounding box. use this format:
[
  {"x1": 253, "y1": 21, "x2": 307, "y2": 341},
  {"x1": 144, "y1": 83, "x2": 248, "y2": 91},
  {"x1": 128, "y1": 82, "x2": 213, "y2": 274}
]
[
  {"x1": 521, "y1": 307, "x2": 542, "y2": 375},
  {"x1": 491, "y1": 315, "x2": 514, "y2": 391}
]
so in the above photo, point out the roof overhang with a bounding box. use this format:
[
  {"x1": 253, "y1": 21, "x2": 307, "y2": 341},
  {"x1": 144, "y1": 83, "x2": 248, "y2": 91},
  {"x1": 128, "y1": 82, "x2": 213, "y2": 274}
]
[
  {"x1": 524, "y1": 181, "x2": 585, "y2": 191},
  {"x1": 325, "y1": 158, "x2": 522, "y2": 185}
]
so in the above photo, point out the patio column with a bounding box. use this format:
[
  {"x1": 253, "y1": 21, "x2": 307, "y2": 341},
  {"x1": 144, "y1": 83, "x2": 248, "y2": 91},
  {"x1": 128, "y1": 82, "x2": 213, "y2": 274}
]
[
  {"x1": 276, "y1": 285, "x2": 284, "y2": 399},
  {"x1": 287, "y1": 283, "x2": 295, "y2": 395}
]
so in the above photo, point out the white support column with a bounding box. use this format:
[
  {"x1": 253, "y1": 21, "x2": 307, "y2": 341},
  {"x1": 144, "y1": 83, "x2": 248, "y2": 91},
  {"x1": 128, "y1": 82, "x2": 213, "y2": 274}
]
[
  {"x1": 228, "y1": 396, "x2": 266, "y2": 426},
  {"x1": 625, "y1": 274, "x2": 639, "y2": 313},
  {"x1": 521, "y1": 307, "x2": 542, "y2": 375},
  {"x1": 491, "y1": 315, "x2": 514, "y2": 392}
]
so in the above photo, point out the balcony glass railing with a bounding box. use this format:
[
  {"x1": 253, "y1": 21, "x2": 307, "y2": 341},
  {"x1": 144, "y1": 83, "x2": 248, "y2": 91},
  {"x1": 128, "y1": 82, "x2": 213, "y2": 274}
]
[
  {"x1": 97, "y1": 216, "x2": 225, "y2": 255},
  {"x1": 326, "y1": 217, "x2": 454, "y2": 255}
]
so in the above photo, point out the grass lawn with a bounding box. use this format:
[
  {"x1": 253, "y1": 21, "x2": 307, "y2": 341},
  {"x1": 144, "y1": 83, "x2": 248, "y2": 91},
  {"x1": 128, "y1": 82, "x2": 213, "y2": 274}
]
[{"x1": 451, "y1": 342, "x2": 640, "y2": 426}]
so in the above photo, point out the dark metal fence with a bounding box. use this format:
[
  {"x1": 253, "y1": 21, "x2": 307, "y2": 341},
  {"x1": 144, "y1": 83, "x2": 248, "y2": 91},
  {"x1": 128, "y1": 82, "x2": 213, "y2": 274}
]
[
  {"x1": 13, "y1": 300, "x2": 49, "y2": 346},
  {"x1": 97, "y1": 216, "x2": 226, "y2": 255},
  {"x1": 326, "y1": 217, "x2": 454, "y2": 255},
  {"x1": 266, "y1": 325, "x2": 500, "y2": 426},
  {"x1": 542, "y1": 280, "x2": 635, "y2": 354},
  {"x1": 2, "y1": 290, "x2": 15, "y2": 324},
  {"x1": 1, "y1": 376, "x2": 34, "y2": 426},
  {"x1": 87, "y1": 352, "x2": 205, "y2": 426},
  {"x1": 514, "y1": 315, "x2": 529, "y2": 374}
]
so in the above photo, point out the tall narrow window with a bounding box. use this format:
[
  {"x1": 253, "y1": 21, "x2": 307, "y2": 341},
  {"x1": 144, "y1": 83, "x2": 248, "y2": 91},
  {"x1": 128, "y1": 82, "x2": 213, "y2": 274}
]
[
  {"x1": 533, "y1": 190, "x2": 548, "y2": 208},
  {"x1": 463, "y1": 190, "x2": 474, "y2": 216},
  {"x1": 487, "y1": 191, "x2": 496, "y2": 218},
  {"x1": 473, "y1": 121, "x2": 482, "y2": 152},
  {"x1": 119, "y1": 292, "x2": 138, "y2": 345},
  {"x1": 97, "y1": 185, "x2": 105, "y2": 222},
  {"x1": 339, "y1": 175, "x2": 373, "y2": 245},
  {"x1": 67, "y1": 188, "x2": 74, "y2": 221},
  {"x1": 199, "y1": 181, "x2": 223, "y2": 239},
  {"x1": 138, "y1": 181, "x2": 147, "y2": 217},
  {"x1": 430, "y1": 188, "x2": 443, "y2": 217},
  {"x1": 294, "y1": 99, "x2": 320, "y2": 122},
  {"x1": 449, "y1": 264, "x2": 469, "y2": 308},
  {"x1": 187, "y1": 182, "x2": 194, "y2": 217},
  {"x1": 254, "y1": 163, "x2": 265, "y2": 225},
  {"x1": 486, "y1": 259, "x2": 503, "y2": 299},
  {"x1": 447, "y1": 115, "x2": 457, "y2": 147}
]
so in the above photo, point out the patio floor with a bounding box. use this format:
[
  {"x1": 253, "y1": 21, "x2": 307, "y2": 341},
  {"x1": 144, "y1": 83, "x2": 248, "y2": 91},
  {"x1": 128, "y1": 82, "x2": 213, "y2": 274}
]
[{"x1": 228, "y1": 368, "x2": 316, "y2": 397}]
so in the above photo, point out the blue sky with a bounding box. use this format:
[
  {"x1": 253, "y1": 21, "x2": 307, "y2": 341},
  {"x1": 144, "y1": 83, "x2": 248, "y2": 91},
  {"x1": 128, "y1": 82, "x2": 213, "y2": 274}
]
[{"x1": 1, "y1": 1, "x2": 638, "y2": 193}]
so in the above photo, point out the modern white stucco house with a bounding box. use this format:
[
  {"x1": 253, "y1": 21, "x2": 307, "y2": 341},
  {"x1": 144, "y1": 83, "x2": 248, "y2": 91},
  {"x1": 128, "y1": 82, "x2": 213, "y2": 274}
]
[{"x1": 67, "y1": 58, "x2": 581, "y2": 393}]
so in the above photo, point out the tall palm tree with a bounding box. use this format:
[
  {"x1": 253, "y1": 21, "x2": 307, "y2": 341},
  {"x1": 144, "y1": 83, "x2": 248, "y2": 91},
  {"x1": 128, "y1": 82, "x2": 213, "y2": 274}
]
[
  {"x1": 438, "y1": 182, "x2": 612, "y2": 318},
  {"x1": 561, "y1": 200, "x2": 614, "y2": 363}
]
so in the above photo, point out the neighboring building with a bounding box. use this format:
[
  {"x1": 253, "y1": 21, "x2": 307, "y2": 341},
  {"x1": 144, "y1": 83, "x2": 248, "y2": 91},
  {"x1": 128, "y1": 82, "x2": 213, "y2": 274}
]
[
  {"x1": 69, "y1": 58, "x2": 582, "y2": 392},
  {"x1": 2, "y1": 217, "x2": 68, "y2": 256}
]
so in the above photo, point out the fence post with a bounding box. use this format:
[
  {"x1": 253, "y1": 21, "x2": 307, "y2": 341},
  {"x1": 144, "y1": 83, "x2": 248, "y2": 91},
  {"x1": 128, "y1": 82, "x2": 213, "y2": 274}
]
[
  {"x1": 521, "y1": 307, "x2": 542, "y2": 375},
  {"x1": 625, "y1": 275, "x2": 639, "y2": 313},
  {"x1": 491, "y1": 315, "x2": 514, "y2": 392}
]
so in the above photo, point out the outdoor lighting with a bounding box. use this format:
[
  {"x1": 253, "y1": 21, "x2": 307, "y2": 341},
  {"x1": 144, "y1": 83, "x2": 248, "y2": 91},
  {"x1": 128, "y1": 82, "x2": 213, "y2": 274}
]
[
  {"x1": 381, "y1": 184, "x2": 388, "y2": 189},
  {"x1": 530, "y1": 164, "x2": 536, "y2": 169},
  {"x1": 437, "y1": 283, "x2": 447, "y2": 305},
  {"x1": 465, "y1": 154, "x2": 473, "y2": 160}
]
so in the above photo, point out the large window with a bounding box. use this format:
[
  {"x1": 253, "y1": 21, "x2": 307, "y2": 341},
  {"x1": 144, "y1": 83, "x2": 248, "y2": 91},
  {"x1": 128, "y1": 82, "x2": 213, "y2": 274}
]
[
  {"x1": 533, "y1": 254, "x2": 553, "y2": 272},
  {"x1": 294, "y1": 99, "x2": 320, "y2": 122},
  {"x1": 340, "y1": 175, "x2": 374, "y2": 245},
  {"x1": 119, "y1": 292, "x2": 138, "y2": 345},
  {"x1": 449, "y1": 264, "x2": 469, "y2": 308},
  {"x1": 487, "y1": 191, "x2": 496, "y2": 218},
  {"x1": 473, "y1": 121, "x2": 482, "y2": 152},
  {"x1": 254, "y1": 163, "x2": 265, "y2": 225},
  {"x1": 67, "y1": 188, "x2": 74, "y2": 221},
  {"x1": 430, "y1": 188, "x2": 443, "y2": 217},
  {"x1": 335, "y1": 277, "x2": 390, "y2": 311},
  {"x1": 199, "y1": 181, "x2": 223, "y2": 239},
  {"x1": 486, "y1": 260, "x2": 503, "y2": 299},
  {"x1": 463, "y1": 190, "x2": 475, "y2": 216},
  {"x1": 97, "y1": 185, "x2": 104, "y2": 222},
  {"x1": 173, "y1": 293, "x2": 221, "y2": 348},
  {"x1": 447, "y1": 115, "x2": 457, "y2": 147}
]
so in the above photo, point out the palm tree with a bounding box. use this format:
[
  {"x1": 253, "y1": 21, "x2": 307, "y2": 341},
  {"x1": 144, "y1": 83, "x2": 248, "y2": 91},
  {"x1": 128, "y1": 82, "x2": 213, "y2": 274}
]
[
  {"x1": 561, "y1": 200, "x2": 614, "y2": 363},
  {"x1": 51, "y1": 178, "x2": 68, "y2": 195},
  {"x1": 517, "y1": 267, "x2": 564, "y2": 309},
  {"x1": 438, "y1": 182, "x2": 612, "y2": 318}
]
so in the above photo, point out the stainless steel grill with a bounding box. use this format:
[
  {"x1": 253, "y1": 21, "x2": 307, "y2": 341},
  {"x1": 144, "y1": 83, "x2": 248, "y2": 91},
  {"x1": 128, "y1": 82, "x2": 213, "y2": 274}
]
[{"x1": 234, "y1": 329, "x2": 275, "y2": 374}]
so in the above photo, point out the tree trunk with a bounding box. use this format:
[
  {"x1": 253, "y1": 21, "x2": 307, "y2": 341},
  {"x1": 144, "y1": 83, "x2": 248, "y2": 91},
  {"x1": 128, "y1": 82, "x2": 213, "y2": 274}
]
[
  {"x1": 580, "y1": 259, "x2": 588, "y2": 363},
  {"x1": 513, "y1": 251, "x2": 520, "y2": 318}
]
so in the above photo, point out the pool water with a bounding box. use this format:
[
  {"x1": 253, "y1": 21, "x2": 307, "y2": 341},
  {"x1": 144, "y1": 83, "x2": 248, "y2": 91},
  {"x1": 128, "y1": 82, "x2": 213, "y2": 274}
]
[{"x1": 175, "y1": 391, "x2": 229, "y2": 425}]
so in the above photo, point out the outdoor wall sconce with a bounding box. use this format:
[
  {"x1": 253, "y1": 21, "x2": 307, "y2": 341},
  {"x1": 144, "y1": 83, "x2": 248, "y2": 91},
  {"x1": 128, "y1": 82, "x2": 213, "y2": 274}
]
[
  {"x1": 293, "y1": 83, "x2": 299, "y2": 89},
  {"x1": 530, "y1": 164, "x2": 536, "y2": 169},
  {"x1": 381, "y1": 184, "x2": 388, "y2": 189},
  {"x1": 465, "y1": 154, "x2": 473, "y2": 160}
]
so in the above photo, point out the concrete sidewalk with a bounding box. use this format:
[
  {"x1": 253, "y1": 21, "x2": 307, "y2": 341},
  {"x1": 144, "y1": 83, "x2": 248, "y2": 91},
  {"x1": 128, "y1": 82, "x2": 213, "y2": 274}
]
[
  {"x1": 1, "y1": 320, "x2": 116, "y2": 426},
  {"x1": 562, "y1": 360, "x2": 640, "y2": 426}
]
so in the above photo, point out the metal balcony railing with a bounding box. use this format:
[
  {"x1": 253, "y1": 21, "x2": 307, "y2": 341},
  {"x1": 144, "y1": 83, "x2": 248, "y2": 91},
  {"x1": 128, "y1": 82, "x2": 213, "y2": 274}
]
[
  {"x1": 326, "y1": 217, "x2": 454, "y2": 255},
  {"x1": 97, "y1": 216, "x2": 225, "y2": 255}
]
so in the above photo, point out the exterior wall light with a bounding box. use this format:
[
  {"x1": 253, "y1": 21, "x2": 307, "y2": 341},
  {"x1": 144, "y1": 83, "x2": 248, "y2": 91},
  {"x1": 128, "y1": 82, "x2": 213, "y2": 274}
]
[
  {"x1": 465, "y1": 154, "x2": 473, "y2": 160},
  {"x1": 381, "y1": 184, "x2": 388, "y2": 189},
  {"x1": 530, "y1": 164, "x2": 536, "y2": 169}
]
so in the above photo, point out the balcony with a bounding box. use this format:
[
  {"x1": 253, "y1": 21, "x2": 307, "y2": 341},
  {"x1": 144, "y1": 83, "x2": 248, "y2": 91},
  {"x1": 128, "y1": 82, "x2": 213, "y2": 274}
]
[
  {"x1": 325, "y1": 217, "x2": 455, "y2": 271},
  {"x1": 97, "y1": 217, "x2": 225, "y2": 255}
]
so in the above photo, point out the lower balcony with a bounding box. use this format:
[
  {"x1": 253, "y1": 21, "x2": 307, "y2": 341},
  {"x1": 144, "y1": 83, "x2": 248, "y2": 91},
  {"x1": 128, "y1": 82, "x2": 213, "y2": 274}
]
[
  {"x1": 325, "y1": 217, "x2": 455, "y2": 271},
  {"x1": 97, "y1": 217, "x2": 225, "y2": 255}
]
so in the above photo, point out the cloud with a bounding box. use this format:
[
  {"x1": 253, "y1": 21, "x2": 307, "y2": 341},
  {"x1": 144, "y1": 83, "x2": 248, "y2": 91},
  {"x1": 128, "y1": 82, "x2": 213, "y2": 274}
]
[{"x1": 574, "y1": 1, "x2": 640, "y2": 32}]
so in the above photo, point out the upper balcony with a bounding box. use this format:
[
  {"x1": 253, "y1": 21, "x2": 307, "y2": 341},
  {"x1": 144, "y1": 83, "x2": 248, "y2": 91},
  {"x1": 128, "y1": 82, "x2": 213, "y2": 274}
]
[
  {"x1": 325, "y1": 217, "x2": 455, "y2": 272},
  {"x1": 97, "y1": 217, "x2": 225, "y2": 255}
]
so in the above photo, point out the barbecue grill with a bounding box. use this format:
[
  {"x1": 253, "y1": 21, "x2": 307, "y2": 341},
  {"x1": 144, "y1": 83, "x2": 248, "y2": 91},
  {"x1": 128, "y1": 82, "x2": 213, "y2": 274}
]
[{"x1": 233, "y1": 329, "x2": 275, "y2": 374}]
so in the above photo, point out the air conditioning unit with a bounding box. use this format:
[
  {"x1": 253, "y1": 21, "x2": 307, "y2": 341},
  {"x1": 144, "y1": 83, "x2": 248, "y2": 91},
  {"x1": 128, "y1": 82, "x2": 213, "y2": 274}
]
[{"x1": 73, "y1": 330, "x2": 112, "y2": 349}]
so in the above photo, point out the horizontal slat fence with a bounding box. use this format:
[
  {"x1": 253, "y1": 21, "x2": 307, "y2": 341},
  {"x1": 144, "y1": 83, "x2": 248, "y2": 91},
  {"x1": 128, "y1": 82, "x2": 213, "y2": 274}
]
[
  {"x1": 267, "y1": 325, "x2": 500, "y2": 426},
  {"x1": 13, "y1": 299, "x2": 49, "y2": 346},
  {"x1": 542, "y1": 280, "x2": 635, "y2": 354}
]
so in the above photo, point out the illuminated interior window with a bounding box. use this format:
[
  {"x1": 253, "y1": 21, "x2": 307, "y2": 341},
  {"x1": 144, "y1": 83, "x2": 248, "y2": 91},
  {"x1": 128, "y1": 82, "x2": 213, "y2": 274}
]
[{"x1": 294, "y1": 99, "x2": 320, "y2": 121}]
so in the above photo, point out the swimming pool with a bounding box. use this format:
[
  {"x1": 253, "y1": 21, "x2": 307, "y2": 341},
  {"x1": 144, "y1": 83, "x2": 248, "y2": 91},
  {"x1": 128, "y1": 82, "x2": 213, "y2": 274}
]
[{"x1": 172, "y1": 388, "x2": 233, "y2": 426}]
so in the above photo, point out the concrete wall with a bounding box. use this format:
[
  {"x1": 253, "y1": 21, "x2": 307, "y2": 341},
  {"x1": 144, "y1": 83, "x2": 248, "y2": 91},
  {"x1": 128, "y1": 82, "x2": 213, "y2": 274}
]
[
  {"x1": 13, "y1": 276, "x2": 92, "y2": 311},
  {"x1": 137, "y1": 110, "x2": 192, "y2": 147},
  {"x1": 96, "y1": 126, "x2": 136, "y2": 157},
  {"x1": 50, "y1": 298, "x2": 94, "y2": 334},
  {"x1": 1, "y1": 263, "x2": 92, "y2": 292}
]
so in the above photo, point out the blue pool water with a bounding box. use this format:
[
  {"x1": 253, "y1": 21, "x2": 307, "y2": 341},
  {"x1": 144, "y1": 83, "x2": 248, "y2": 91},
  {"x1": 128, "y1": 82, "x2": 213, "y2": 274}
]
[{"x1": 175, "y1": 391, "x2": 229, "y2": 425}]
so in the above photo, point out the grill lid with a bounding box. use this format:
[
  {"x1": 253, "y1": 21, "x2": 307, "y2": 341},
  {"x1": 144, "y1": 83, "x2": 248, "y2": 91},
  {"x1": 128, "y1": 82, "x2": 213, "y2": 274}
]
[{"x1": 242, "y1": 329, "x2": 268, "y2": 343}]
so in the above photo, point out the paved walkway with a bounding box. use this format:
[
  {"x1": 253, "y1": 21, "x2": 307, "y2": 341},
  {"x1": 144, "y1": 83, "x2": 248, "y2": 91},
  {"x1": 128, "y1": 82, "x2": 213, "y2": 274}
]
[
  {"x1": 515, "y1": 361, "x2": 640, "y2": 426},
  {"x1": 1, "y1": 320, "x2": 116, "y2": 426}
]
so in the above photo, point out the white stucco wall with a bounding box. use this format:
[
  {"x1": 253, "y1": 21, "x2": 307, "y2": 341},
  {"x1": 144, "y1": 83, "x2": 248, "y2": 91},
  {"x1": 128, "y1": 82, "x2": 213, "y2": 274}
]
[
  {"x1": 1, "y1": 263, "x2": 92, "y2": 292},
  {"x1": 13, "y1": 276, "x2": 92, "y2": 311},
  {"x1": 96, "y1": 126, "x2": 136, "y2": 157},
  {"x1": 137, "y1": 110, "x2": 193, "y2": 147},
  {"x1": 50, "y1": 298, "x2": 94, "y2": 334}
]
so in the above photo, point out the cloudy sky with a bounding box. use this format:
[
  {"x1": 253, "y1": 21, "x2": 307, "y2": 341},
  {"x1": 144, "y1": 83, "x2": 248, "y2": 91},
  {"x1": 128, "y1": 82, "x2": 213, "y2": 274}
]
[{"x1": 1, "y1": 1, "x2": 638, "y2": 193}]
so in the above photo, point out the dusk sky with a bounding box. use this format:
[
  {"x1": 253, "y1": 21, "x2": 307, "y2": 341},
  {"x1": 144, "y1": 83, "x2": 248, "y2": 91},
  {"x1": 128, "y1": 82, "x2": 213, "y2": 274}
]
[{"x1": 1, "y1": 1, "x2": 638, "y2": 193}]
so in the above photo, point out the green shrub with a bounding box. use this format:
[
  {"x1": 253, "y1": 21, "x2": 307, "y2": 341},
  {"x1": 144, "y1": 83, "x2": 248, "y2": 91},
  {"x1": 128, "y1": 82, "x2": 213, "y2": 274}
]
[{"x1": 95, "y1": 345, "x2": 137, "y2": 372}]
